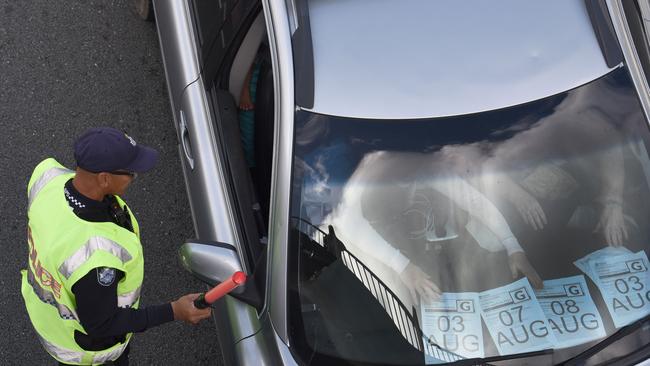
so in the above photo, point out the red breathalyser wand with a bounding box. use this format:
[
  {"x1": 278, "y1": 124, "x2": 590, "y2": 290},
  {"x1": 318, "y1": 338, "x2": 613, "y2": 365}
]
[{"x1": 194, "y1": 271, "x2": 247, "y2": 309}]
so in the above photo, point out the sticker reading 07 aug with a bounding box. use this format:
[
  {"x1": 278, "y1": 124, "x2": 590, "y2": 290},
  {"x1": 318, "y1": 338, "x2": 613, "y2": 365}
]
[
  {"x1": 479, "y1": 278, "x2": 556, "y2": 356},
  {"x1": 421, "y1": 293, "x2": 483, "y2": 360},
  {"x1": 534, "y1": 275, "x2": 606, "y2": 348},
  {"x1": 592, "y1": 251, "x2": 650, "y2": 328}
]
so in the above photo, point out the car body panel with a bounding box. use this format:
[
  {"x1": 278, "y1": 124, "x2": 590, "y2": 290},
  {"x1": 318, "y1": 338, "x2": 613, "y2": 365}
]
[
  {"x1": 177, "y1": 79, "x2": 239, "y2": 244},
  {"x1": 608, "y1": 0, "x2": 650, "y2": 121},
  {"x1": 262, "y1": 0, "x2": 294, "y2": 345},
  {"x1": 152, "y1": 0, "x2": 202, "y2": 131},
  {"x1": 304, "y1": 0, "x2": 613, "y2": 119},
  {"x1": 177, "y1": 77, "x2": 266, "y2": 363},
  {"x1": 154, "y1": 0, "x2": 266, "y2": 362},
  {"x1": 234, "y1": 315, "x2": 299, "y2": 366}
]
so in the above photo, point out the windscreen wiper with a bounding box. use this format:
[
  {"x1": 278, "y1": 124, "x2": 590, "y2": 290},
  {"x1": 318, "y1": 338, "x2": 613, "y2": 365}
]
[
  {"x1": 444, "y1": 349, "x2": 553, "y2": 366},
  {"x1": 560, "y1": 313, "x2": 650, "y2": 366}
]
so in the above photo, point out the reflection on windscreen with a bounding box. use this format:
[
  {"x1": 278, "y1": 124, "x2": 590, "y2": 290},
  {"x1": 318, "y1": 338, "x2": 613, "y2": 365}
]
[{"x1": 289, "y1": 67, "x2": 650, "y2": 365}]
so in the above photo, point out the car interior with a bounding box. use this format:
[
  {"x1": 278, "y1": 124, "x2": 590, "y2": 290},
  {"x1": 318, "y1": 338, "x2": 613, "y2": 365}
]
[
  {"x1": 623, "y1": 0, "x2": 650, "y2": 81},
  {"x1": 205, "y1": 9, "x2": 275, "y2": 306}
]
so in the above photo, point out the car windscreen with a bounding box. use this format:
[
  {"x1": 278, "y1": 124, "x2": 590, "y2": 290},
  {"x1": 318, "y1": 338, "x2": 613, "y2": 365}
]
[{"x1": 287, "y1": 66, "x2": 650, "y2": 365}]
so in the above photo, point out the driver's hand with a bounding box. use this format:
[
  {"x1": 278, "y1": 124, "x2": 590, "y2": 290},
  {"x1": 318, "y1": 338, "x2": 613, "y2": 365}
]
[
  {"x1": 399, "y1": 263, "x2": 441, "y2": 303},
  {"x1": 595, "y1": 204, "x2": 628, "y2": 247},
  {"x1": 510, "y1": 188, "x2": 547, "y2": 231},
  {"x1": 508, "y1": 252, "x2": 543, "y2": 289},
  {"x1": 171, "y1": 293, "x2": 212, "y2": 325},
  {"x1": 239, "y1": 87, "x2": 254, "y2": 111}
]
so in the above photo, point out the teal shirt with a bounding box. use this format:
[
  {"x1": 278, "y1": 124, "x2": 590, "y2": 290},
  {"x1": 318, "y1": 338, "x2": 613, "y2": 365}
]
[{"x1": 239, "y1": 61, "x2": 262, "y2": 168}]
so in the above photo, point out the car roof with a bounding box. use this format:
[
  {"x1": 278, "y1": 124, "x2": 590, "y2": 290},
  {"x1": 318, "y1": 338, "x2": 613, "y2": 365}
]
[{"x1": 301, "y1": 0, "x2": 615, "y2": 119}]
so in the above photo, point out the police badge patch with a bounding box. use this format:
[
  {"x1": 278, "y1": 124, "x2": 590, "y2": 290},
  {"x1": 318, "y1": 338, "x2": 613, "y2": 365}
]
[{"x1": 97, "y1": 267, "x2": 116, "y2": 286}]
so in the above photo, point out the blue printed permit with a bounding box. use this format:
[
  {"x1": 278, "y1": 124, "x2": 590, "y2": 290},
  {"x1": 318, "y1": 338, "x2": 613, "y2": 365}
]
[
  {"x1": 590, "y1": 251, "x2": 650, "y2": 328},
  {"x1": 534, "y1": 275, "x2": 606, "y2": 348},
  {"x1": 421, "y1": 293, "x2": 483, "y2": 361},
  {"x1": 574, "y1": 246, "x2": 632, "y2": 283},
  {"x1": 479, "y1": 278, "x2": 556, "y2": 355}
]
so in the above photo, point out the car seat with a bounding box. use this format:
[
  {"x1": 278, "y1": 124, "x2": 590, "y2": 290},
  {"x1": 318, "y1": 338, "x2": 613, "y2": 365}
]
[{"x1": 252, "y1": 44, "x2": 274, "y2": 225}]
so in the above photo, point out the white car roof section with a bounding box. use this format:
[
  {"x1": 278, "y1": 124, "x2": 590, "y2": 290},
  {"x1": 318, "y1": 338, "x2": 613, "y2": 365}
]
[{"x1": 304, "y1": 0, "x2": 615, "y2": 119}]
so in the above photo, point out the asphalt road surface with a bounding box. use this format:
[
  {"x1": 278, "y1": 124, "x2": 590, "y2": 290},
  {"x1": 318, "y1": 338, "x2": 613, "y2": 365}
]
[{"x1": 0, "y1": 1, "x2": 223, "y2": 364}]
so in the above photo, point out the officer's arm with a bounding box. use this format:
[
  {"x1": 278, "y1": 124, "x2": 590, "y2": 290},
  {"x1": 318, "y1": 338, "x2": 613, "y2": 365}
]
[{"x1": 73, "y1": 267, "x2": 174, "y2": 337}]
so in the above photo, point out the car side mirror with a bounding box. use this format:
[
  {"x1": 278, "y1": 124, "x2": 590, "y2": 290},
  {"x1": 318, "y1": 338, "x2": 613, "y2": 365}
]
[{"x1": 179, "y1": 240, "x2": 262, "y2": 309}]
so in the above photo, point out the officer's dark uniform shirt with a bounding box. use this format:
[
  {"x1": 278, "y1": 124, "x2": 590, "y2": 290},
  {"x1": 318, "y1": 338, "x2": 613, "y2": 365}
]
[{"x1": 63, "y1": 179, "x2": 174, "y2": 351}]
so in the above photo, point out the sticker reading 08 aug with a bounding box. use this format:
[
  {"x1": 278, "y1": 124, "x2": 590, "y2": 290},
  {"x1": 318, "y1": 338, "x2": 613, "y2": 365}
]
[
  {"x1": 479, "y1": 278, "x2": 556, "y2": 355},
  {"x1": 534, "y1": 275, "x2": 606, "y2": 348}
]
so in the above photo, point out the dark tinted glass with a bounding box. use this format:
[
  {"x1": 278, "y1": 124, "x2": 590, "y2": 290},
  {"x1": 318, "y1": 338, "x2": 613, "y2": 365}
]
[{"x1": 287, "y1": 67, "x2": 650, "y2": 365}]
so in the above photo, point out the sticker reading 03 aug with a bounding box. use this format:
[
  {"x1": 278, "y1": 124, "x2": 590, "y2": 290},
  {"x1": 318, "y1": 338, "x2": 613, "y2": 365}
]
[
  {"x1": 421, "y1": 292, "x2": 484, "y2": 360},
  {"x1": 591, "y1": 251, "x2": 650, "y2": 328}
]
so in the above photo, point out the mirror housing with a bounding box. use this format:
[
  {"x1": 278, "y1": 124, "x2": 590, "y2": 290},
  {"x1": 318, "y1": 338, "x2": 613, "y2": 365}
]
[{"x1": 179, "y1": 240, "x2": 262, "y2": 309}]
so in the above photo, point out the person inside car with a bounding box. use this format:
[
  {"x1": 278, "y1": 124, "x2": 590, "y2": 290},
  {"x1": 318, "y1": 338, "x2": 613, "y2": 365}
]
[{"x1": 324, "y1": 149, "x2": 543, "y2": 308}]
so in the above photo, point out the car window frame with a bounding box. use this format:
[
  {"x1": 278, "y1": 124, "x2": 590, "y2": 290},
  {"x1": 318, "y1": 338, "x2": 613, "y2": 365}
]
[{"x1": 195, "y1": 1, "x2": 271, "y2": 308}]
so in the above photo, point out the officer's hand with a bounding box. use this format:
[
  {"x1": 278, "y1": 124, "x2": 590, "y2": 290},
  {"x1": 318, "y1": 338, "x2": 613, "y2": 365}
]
[
  {"x1": 171, "y1": 293, "x2": 212, "y2": 325},
  {"x1": 508, "y1": 252, "x2": 544, "y2": 289}
]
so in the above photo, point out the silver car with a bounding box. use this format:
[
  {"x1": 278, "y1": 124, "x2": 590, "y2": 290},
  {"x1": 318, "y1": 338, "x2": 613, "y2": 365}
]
[{"x1": 149, "y1": 0, "x2": 650, "y2": 364}]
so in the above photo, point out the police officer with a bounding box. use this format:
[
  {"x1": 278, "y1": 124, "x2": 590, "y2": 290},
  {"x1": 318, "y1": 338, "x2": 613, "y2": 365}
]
[{"x1": 21, "y1": 127, "x2": 212, "y2": 365}]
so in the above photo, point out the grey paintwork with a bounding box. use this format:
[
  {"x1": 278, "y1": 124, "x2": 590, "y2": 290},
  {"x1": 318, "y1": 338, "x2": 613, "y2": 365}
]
[
  {"x1": 304, "y1": 0, "x2": 613, "y2": 119},
  {"x1": 179, "y1": 241, "x2": 246, "y2": 295},
  {"x1": 234, "y1": 315, "x2": 298, "y2": 366},
  {"x1": 177, "y1": 80, "x2": 240, "y2": 248},
  {"x1": 178, "y1": 240, "x2": 264, "y2": 347},
  {"x1": 263, "y1": 0, "x2": 295, "y2": 346},
  {"x1": 176, "y1": 52, "x2": 267, "y2": 366},
  {"x1": 152, "y1": 0, "x2": 201, "y2": 132},
  {"x1": 608, "y1": 0, "x2": 650, "y2": 122},
  {"x1": 640, "y1": 0, "x2": 650, "y2": 50},
  {"x1": 153, "y1": 1, "x2": 268, "y2": 365}
]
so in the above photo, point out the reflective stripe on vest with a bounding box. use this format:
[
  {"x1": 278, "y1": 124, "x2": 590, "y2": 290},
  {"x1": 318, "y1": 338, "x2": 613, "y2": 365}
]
[
  {"x1": 37, "y1": 334, "x2": 84, "y2": 364},
  {"x1": 28, "y1": 167, "x2": 73, "y2": 209},
  {"x1": 92, "y1": 341, "x2": 129, "y2": 364},
  {"x1": 117, "y1": 286, "x2": 141, "y2": 308},
  {"x1": 58, "y1": 237, "x2": 133, "y2": 279},
  {"x1": 37, "y1": 332, "x2": 129, "y2": 364},
  {"x1": 26, "y1": 268, "x2": 78, "y2": 321}
]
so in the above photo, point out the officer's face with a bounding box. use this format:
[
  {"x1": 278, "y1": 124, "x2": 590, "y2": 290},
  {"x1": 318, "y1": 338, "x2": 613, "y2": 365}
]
[
  {"x1": 97, "y1": 172, "x2": 135, "y2": 196},
  {"x1": 109, "y1": 173, "x2": 135, "y2": 196}
]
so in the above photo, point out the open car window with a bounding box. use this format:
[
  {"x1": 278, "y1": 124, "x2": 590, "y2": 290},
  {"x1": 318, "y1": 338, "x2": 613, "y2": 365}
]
[{"x1": 287, "y1": 66, "x2": 650, "y2": 365}]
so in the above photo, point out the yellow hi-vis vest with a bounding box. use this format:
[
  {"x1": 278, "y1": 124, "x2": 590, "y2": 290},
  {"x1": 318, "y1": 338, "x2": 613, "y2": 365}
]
[{"x1": 21, "y1": 158, "x2": 144, "y2": 365}]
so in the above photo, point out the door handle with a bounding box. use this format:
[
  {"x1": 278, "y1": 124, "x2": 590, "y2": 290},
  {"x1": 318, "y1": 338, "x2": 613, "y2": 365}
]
[{"x1": 179, "y1": 110, "x2": 195, "y2": 170}]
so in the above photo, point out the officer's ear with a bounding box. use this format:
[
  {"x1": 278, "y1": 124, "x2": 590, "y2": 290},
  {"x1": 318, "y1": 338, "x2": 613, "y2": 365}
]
[{"x1": 96, "y1": 172, "x2": 111, "y2": 189}]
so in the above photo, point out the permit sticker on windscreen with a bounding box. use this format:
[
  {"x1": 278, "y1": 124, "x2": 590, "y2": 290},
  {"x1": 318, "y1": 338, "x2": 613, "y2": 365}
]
[
  {"x1": 479, "y1": 278, "x2": 556, "y2": 355},
  {"x1": 574, "y1": 246, "x2": 632, "y2": 283},
  {"x1": 421, "y1": 293, "x2": 483, "y2": 360},
  {"x1": 591, "y1": 251, "x2": 650, "y2": 328},
  {"x1": 534, "y1": 276, "x2": 606, "y2": 348}
]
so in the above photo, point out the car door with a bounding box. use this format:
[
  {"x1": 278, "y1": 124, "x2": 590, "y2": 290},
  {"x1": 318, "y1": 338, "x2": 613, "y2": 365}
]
[
  {"x1": 153, "y1": 0, "x2": 201, "y2": 134},
  {"x1": 193, "y1": 6, "x2": 275, "y2": 365},
  {"x1": 155, "y1": 0, "x2": 269, "y2": 364}
]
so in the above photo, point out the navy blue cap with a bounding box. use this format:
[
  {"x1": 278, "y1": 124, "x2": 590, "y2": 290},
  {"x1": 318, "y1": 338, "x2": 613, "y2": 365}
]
[{"x1": 74, "y1": 127, "x2": 159, "y2": 173}]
